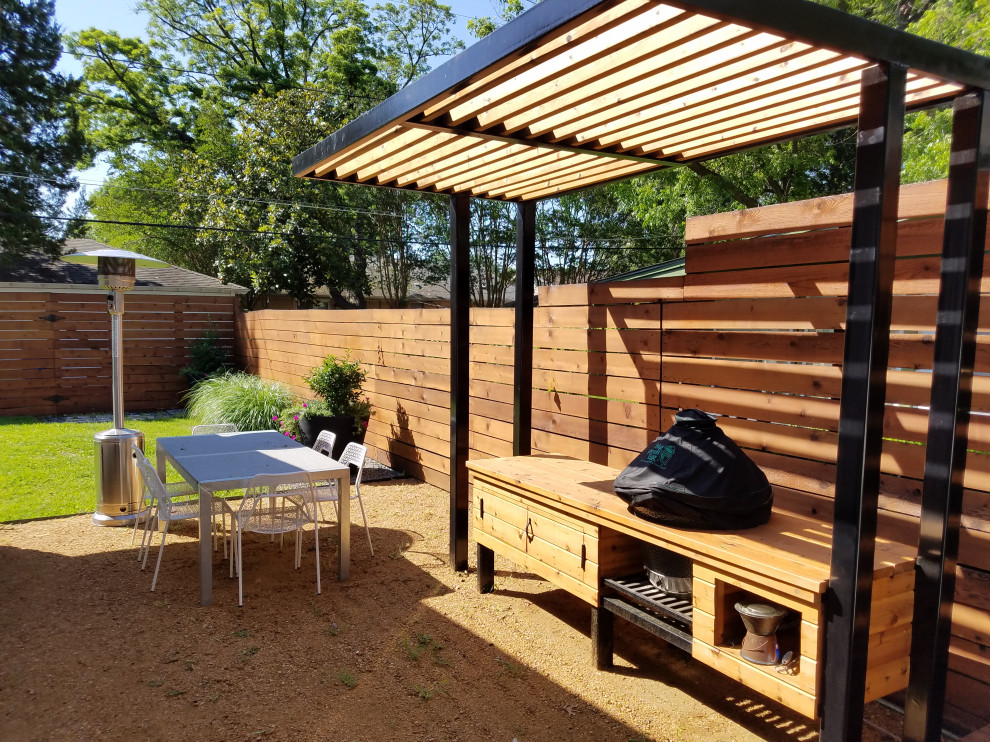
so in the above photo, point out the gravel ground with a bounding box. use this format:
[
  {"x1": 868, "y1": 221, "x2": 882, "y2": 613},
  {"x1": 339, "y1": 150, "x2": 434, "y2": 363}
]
[{"x1": 0, "y1": 477, "x2": 903, "y2": 741}]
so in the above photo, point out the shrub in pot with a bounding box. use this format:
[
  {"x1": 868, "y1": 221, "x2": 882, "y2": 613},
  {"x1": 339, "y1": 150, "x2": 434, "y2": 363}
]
[{"x1": 279, "y1": 352, "x2": 372, "y2": 455}]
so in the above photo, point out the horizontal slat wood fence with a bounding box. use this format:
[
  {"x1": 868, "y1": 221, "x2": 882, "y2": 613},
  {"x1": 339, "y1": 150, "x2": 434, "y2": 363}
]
[
  {"x1": 0, "y1": 291, "x2": 238, "y2": 416},
  {"x1": 235, "y1": 180, "x2": 989, "y2": 735}
]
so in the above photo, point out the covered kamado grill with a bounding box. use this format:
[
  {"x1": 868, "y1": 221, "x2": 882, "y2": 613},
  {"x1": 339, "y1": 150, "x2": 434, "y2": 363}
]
[{"x1": 293, "y1": 2, "x2": 990, "y2": 739}]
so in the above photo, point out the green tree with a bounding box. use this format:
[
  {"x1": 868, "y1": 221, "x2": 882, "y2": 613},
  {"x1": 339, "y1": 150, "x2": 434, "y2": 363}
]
[
  {"x1": 0, "y1": 0, "x2": 89, "y2": 260},
  {"x1": 66, "y1": 0, "x2": 380, "y2": 165},
  {"x1": 373, "y1": 0, "x2": 463, "y2": 87},
  {"x1": 536, "y1": 188, "x2": 677, "y2": 286},
  {"x1": 70, "y1": 0, "x2": 462, "y2": 306},
  {"x1": 173, "y1": 90, "x2": 351, "y2": 308}
]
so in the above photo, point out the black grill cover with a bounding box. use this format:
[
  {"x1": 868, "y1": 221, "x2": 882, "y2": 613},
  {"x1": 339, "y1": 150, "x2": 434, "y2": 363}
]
[{"x1": 614, "y1": 409, "x2": 772, "y2": 530}]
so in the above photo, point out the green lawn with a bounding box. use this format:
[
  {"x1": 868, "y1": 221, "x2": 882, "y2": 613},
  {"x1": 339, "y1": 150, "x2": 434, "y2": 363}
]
[{"x1": 0, "y1": 414, "x2": 200, "y2": 522}]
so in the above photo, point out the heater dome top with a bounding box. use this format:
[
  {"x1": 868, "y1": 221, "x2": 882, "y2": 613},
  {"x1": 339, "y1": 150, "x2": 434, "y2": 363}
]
[{"x1": 62, "y1": 248, "x2": 167, "y2": 268}]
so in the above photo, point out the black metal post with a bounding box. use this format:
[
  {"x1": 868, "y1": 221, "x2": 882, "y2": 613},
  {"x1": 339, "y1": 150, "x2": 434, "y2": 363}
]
[
  {"x1": 449, "y1": 193, "x2": 471, "y2": 571},
  {"x1": 903, "y1": 91, "x2": 990, "y2": 742},
  {"x1": 514, "y1": 201, "x2": 536, "y2": 456},
  {"x1": 821, "y1": 63, "x2": 905, "y2": 741}
]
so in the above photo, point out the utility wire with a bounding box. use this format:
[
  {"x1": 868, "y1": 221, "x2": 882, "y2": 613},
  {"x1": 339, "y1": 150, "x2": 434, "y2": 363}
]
[
  {"x1": 0, "y1": 171, "x2": 405, "y2": 220},
  {"x1": 4, "y1": 211, "x2": 663, "y2": 251},
  {"x1": 69, "y1": 51, "x2": 388, "y2": 102},
  {"x1": 1, "y1": 171, "x2": 672, "y2": 245}
]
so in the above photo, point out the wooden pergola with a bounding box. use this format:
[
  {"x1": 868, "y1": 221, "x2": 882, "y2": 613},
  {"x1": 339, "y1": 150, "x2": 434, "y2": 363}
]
[{"x1": 294, "y1": 1, "x2": 990, "y2": 739}]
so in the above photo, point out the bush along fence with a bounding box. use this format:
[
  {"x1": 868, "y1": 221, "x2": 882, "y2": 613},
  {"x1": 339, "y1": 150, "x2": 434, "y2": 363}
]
[
  {"x1": 0, "y1": 291, "x2": 239, "y2": 416},
  {"x1": 235, "y1": 179, "x2": 989, "y2": 735}
]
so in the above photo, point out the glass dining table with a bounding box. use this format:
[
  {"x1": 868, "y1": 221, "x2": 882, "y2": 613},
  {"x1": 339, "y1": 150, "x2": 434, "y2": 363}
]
[{"x1": 155, "y1": 430, "x2": 351, "y2": 606}]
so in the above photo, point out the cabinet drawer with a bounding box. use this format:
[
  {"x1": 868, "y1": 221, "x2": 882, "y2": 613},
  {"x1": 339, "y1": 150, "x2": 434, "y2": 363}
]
[{"x1": 474, "y1": 475, "x2": 602, "y2": 598}]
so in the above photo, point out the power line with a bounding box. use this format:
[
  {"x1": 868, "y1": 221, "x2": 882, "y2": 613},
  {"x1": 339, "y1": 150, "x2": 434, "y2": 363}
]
[
  {"x1": 69, "y1": 51, "x2": 388, "y2": 102},
  {"x1": 0, "y1": 171, "x2": 673, "y2": 245},
  {"x1": 0, "y1": 211, "x2": 406, "y2": 243},
  {"x1": 0, "y1": 170, "x2": 405, "y2": 220},
  {"x1": 4, "y1": 211, "x2": 664, "y2": 251}
]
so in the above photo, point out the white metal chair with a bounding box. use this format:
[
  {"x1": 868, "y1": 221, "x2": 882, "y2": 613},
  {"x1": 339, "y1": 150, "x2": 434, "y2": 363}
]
[
  {"x1": 130, "y1": 445, "x2": 195, "y2": 558},
  {"x1": 308, "y1": 442, "x2": 374, "y2": 556},
  {"x1": 192, "y1": 423, "x2": 238, "y2": 435},
  {"x1": 224, "y1": 473, "x2": 321, "y2": 606},
  {"x1": 312, "y1": 429, "x2": 336, "y2": 458},
  {"x1": 131, "y1": 444, "x2": 218, "y2": 591}
]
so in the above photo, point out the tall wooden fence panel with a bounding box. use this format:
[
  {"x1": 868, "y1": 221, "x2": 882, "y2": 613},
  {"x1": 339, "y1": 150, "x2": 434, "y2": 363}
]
[
  {"x1": 235, "y1": 180, "x2": 988, "y2": 735},
  {"x1": 0, "y1": 291, "x2": 238, "y2": 417},
  {"x1": 679, "y1": 183, "x2": 990, "y2": 734}
]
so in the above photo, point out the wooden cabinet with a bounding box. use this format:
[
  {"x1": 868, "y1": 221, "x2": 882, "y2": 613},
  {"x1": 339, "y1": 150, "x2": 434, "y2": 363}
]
[
  {"x1": 468, "y1": 454, "x2": 916, "y2": 721},
  {"x1": 473, "y1": 474, "x2": 641, "y2": 606}
]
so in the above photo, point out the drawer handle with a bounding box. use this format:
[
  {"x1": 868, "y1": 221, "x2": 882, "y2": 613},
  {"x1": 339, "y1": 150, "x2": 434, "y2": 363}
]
[
  {"x1": 479, "y1": 498, "x2": 484, "y2": 520},
  {"x1": 526, "y1": 517, "x2": 534, "y2": 542}
]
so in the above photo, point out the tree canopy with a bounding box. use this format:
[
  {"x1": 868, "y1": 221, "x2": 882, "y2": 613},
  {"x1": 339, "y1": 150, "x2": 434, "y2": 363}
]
[
  {"x1": 0, "y1": 0, "x2": 89, "y2": 261},
  {"x1": 62, "y1": 0, "x2": 990, "y2": 305}
]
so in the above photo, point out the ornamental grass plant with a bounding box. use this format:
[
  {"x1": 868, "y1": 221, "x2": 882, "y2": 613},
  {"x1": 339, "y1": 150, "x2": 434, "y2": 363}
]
[{"x1": 184, "y1": 372, "x2": 293, "y2": 432}]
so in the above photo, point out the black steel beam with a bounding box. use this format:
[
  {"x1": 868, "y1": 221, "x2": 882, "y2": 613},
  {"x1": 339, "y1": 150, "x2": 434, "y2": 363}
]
[
  {"x1": 293, "y1": 0, "x2": 990, "y2": 179},
  {"x1": 903, "y1": 90, "x2": 990, "y2": 742},
  {"x1": 449, "y1": 193, "x2": 470, "y2": 571},
  {"x1": 821, "y1": 63, "x2": 905, "y2": 741},
  {"x1": 514, "y1": 201, "x2": 536, "y2": 456},
  {"x1": 666, "y1": 0, "x2": 990, "y2": 90}
]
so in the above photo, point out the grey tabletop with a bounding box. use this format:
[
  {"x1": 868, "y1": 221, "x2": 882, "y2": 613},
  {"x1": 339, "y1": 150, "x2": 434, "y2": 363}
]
[
  {"x1": 156, "y1": 430, "x2": 297, "y2": 459},
  {"x1": 173, "y1": 446, "x2": 348, "y2": 491}
]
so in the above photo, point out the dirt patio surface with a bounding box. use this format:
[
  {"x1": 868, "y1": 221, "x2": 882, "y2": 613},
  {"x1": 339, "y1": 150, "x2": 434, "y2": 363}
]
[{"x1": 0, "y1": 477, "x2": 904, "y2": 741}]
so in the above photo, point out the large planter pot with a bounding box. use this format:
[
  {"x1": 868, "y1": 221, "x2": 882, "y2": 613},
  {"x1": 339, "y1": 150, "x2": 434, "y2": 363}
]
[{"x1": 297, "y1": 414, "x2": 366, "y2": 458}]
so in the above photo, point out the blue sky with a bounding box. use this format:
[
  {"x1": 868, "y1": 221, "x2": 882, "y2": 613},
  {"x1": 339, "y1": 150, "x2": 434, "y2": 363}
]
[{"x1": 53, "y1": 0, "x2": 508, "y2": 191}]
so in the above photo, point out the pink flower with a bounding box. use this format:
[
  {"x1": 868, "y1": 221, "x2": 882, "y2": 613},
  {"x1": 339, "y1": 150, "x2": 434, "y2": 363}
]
[
  {"x1": 272, "y1": 414, "x2": 278, "y2": 421},
  {"x1": 294, "y1": 415, "x2": 299, "y2": 421},
  {"x1": 302, "y1": 402, "x2": 307, "y2": 408},
  {"x1": 291, "y1": 434, "x2": 296, "y2": 440}
]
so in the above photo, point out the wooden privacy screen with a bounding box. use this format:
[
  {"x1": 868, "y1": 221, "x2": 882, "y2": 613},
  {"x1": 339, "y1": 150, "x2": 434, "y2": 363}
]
[
  {"x1": 235, "y1": 180, "x2": 989, "y2": 734},
  {"x1": 0, "y1": 291, "x2": 238, "y2": 417}
]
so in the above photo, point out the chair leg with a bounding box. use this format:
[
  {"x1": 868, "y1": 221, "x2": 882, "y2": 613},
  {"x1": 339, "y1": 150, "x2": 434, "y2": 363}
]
[
  {"x1": 130, "y1": 507, "x2": 143, "y2": 546},
  {"x1": 356, "y1": 495, "x2": 374, "y2": 556},
  {"x1": 229, "y1": 519, "x2": 237, "y2": 579},
  {"x1": 150, "y1": 520, "x2": 171, "y2": 592},
  {"x1": 138, "y1": 508, "x2": 155, "y2": 562},
  {"x1": 314, "y1": 517, "x2": 321, "y2": 596},
  {"x1": 237, "y1": 528, "x2": 244, "y2": 607}
]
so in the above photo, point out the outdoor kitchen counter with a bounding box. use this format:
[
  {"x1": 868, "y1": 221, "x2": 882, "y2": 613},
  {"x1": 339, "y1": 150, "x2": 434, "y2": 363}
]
[{"x1": 467, "y1": 453, "x2": 916, "y2": 720}]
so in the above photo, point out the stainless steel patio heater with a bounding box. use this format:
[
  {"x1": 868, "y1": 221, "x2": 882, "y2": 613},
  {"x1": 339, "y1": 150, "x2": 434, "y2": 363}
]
[{"x1": 63, "y1": 248, "x2": 167, "y2": 526}]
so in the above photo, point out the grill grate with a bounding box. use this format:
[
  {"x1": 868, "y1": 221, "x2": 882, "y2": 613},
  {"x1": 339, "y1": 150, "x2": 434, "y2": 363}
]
[{"x1": 604, "y1": 574, "x2": 693, "y2": 628}]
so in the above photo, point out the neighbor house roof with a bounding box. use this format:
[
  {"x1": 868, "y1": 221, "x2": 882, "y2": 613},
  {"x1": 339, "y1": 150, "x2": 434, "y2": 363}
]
[
  {"x1": 0, "y1": 239, "x2": 247, "y2": 296},
  {"x1": 597, "y1": 257, "x2": 686, "y2": 282},
  {"x1": 293, "y1": 0, "x2": 988, "y2": 202}
]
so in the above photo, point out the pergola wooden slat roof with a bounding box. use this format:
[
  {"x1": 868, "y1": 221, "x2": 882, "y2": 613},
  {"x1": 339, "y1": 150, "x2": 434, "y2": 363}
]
[
  {"x1": 292, "y1": 2, "x2": 990, "y2": 737},
  {"x1": 292, "y1": 0, "x2": 988, "y2": 202}
]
